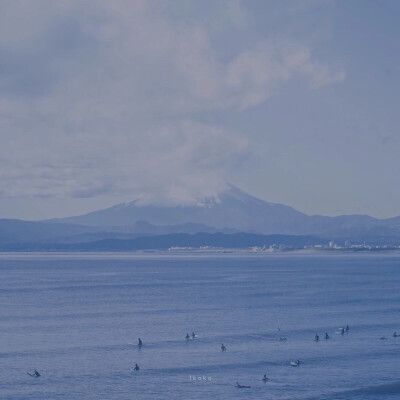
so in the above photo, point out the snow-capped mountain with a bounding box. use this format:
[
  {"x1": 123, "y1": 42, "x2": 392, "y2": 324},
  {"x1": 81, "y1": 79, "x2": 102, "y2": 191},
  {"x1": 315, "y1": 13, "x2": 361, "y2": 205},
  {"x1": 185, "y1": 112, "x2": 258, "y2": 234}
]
[
  {"x1": 47, "y1": 185, "x2": 400, "y2": 237},
  {"x1": 47, "y1": 185, "x2": 307, "y2": 233}
]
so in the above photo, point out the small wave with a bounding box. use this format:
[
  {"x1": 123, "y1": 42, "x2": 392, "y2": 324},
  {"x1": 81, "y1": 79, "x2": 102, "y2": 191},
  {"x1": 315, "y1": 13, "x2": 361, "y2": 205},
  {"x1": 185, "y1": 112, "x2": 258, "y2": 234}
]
[
  {"x1": 304, "y1": 381, "x2": 400, "y2": 400},
  {"x1": 351, "y1": 381, "x2": 400, "y2": 395},
  {"x1": 319, "y1": 381, "x2": 400, "y2": 399}
]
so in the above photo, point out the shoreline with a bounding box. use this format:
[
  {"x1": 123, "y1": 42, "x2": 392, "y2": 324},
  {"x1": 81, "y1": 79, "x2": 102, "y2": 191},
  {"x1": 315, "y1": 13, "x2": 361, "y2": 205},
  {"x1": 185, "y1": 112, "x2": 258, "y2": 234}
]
[{"x1": 1, "y1": 247, "x2": 400, "y2": 258}]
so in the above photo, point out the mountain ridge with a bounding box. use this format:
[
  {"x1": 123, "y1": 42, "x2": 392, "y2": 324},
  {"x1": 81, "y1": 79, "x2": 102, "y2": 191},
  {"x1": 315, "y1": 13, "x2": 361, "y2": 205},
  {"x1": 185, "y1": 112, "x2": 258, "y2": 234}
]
[
  {"x1": 1, "y1": 184, "x2": 400, "y2": 248},
  {"x1": 45, "y1": 185, "x2": 400, "y2": 237},
  {"x1": 0, "y1": 232, "x2": 327, "y2": 251}
]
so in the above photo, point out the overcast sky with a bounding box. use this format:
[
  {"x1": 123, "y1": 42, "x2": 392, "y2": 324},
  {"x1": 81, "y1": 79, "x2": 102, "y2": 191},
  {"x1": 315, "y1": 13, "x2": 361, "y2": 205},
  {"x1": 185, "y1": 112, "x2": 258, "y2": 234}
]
[{"x1": 0, "y1": 0, "x2": 399, "y2": 220}]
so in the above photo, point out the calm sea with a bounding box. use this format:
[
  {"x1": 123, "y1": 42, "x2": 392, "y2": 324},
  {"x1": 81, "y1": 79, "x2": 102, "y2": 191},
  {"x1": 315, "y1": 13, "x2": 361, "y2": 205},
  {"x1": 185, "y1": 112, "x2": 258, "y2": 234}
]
[{"x1": 1, "y1": 253, "x2": 399, "y2": 399}]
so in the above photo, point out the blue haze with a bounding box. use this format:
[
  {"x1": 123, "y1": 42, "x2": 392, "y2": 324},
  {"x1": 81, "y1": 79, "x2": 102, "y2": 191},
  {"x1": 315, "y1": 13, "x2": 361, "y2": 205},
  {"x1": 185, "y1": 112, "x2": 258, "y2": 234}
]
[{"x1": 1, "y1": 254, "x2": 400, "y2": 399}]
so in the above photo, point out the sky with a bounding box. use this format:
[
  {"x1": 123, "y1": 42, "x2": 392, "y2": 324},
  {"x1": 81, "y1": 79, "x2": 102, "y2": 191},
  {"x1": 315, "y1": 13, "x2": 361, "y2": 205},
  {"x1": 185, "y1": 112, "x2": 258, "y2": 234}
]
[{"x1": 0, "y1": 0, "x2": 399, "y2": 220}]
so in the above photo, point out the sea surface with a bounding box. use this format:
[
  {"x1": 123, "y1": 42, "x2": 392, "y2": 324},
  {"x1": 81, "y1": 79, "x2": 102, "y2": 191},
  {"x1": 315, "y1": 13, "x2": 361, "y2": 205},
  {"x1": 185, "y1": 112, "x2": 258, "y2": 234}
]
[{"x1": 1, "y1": 253, "x2": 400, "y2": 399}]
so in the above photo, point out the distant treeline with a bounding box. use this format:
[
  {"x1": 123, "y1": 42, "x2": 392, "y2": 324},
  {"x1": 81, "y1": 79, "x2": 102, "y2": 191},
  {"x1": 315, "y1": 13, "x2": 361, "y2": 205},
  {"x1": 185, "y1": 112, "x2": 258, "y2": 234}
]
[{"x1": 0, "y1": 232, "x2": 327, "y2": 251}]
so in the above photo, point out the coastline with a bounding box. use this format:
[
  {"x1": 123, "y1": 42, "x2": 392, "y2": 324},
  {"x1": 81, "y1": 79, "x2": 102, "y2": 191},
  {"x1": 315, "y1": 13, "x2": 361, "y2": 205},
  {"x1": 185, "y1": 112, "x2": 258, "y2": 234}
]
[{"x1": 1, "y1": 247, "x2": 400, "y2": 258}]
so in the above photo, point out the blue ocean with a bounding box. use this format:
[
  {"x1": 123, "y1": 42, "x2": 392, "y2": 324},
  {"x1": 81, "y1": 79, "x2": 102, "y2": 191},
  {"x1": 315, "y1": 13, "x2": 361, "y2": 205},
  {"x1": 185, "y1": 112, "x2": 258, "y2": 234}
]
[{"x1": 1, "y1": 253, "x2": 399, "y2": 399}]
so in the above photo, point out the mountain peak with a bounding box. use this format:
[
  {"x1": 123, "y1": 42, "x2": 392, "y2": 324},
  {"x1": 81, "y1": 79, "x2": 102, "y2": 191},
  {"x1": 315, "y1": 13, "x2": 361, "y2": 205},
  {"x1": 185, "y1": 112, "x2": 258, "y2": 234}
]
[
  {"x1": 43, "y1": 185, "x2": 400, "y2": 239},
  {"x1": 221, "y1": 184, "x2": 276, "y2": 207},
  {"x1": 47, "y1": 185, "x2": 309, "y2": 233}
]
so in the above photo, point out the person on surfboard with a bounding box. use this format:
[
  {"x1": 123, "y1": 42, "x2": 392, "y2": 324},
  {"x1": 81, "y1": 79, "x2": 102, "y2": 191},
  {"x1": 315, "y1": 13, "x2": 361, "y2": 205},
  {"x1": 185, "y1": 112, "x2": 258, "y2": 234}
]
[{"x1": 235, "y1": 381, "x2": 251, "y2": 388}]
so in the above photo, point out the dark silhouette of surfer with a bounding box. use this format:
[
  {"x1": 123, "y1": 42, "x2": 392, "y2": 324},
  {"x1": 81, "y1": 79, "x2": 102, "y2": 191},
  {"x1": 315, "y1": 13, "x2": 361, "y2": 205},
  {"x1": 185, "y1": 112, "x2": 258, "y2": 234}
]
[{"x1": 27, "y1": 369, "x2": 40, "y2": 377}]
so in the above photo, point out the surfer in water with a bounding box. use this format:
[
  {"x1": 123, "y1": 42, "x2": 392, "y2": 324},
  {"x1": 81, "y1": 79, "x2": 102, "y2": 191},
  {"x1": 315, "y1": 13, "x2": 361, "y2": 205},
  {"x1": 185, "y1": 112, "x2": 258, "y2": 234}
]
[
  {"x1": 291, "y1": 360, "x2": 301, "y2": 366},
  {"x1": 346, "y1": 324, "x2": 350, "y2": 332},
  {"x1": 138, "y1": 338, "x2": 143, "y2": 347},
  {"x1": 186, "y1": 333, "x2": 190, "y2": 340},
  {"x1": 341, "y1": 328, "x2": 345, "y2": 335},
  {"x1": 221, "y1": 343, "x2": 226, "y2": 352},
  {"x1": 235, "y1": 382, "x2": 251, "y2": 388},
  {"x1": 192, "y1": 332, "x2": 196, "y2": 338},
  {"x1": 393, "y1": 331, "x2": 398, "y2": 337},
  {"x1": 314, "y1": 334, "x2": 320, "y2": 342},
  {"x1": 134, "y1": 363, "x2": 140, "y2": 371},
  {"x1": 27, "y1": 369, "x2": 40, "y2": 378},
  {"x1": 325, "y1": 332, "x2": 330, "y2": 339},
  {"x1": 262, "y1": 374, "x2": 269, "y2": 382}
]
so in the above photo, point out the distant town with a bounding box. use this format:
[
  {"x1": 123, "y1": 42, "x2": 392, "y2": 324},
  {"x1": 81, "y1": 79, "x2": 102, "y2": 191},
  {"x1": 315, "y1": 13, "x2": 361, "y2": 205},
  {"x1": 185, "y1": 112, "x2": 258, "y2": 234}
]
[{"x1": 167, "y1": 241, "x2": 400, "y2": 254}]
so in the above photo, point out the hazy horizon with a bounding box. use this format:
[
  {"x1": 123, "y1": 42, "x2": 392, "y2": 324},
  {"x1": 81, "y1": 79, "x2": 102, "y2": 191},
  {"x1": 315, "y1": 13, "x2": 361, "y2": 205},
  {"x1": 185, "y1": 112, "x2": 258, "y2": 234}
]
[{"x1": 1, "y1": 0, "x2": 399, "y2": 220}]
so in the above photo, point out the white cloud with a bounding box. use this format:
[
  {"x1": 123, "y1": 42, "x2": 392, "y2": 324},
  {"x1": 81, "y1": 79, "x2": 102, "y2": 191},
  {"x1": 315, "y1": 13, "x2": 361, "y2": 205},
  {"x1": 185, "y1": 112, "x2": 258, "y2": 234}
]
[
  {"x1": 0, "y1": 0, "x2": 344, "y2": 202},
  {"x1": 226, "y1": 43, "x2": 345, "y2": 109}
]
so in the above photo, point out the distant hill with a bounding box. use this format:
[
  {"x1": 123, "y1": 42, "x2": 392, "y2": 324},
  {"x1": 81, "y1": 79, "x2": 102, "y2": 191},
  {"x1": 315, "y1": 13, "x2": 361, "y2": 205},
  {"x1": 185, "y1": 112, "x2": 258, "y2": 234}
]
[
  {"x1": 125, "y1": 220, "x2": 239, "y2": 235},
  {"x1": 0, "y1": 232, "x2": 327, "y2": 251},
  {"x1": 0, "y1": 218, "x2": 238, "y2": 245},
  {"x1": 47, "y1": 185, "x2": 400, "y2": 238},
  {"x1": 0, "y1": 219, "x2": 98, "y2": 243},
  {"x1": 2, "y1": 185, "x2": 400, "y2": 249}
]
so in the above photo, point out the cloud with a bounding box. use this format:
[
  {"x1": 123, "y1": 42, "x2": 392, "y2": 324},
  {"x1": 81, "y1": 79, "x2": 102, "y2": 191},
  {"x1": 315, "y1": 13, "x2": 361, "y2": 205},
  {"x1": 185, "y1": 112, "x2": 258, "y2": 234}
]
[
  {"x1": 0, "y1": 0, "x2": 344, "y2": 202},
  {"x1": 0, "y1": 120, "x2": 248, "y2": 204},
  {"x1": 226, "y1": 43, "x2": 345, "y2": 109}
]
